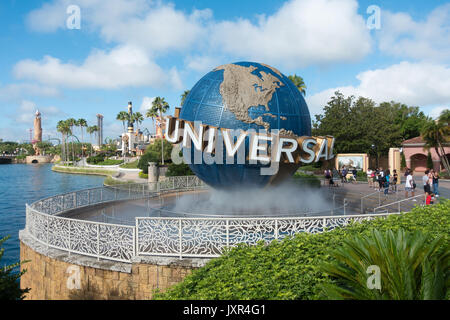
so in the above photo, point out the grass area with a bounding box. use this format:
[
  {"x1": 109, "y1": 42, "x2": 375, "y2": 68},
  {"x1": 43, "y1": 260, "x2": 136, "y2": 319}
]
[
  {"x1": 154, "y1": 200, "x2": 449, "y2": 300},
  {"x1": 95, "y1": 159, "x2": 123, "y2": 166},
  {"x1": 103, "y1": 176, "x2": 134, "y2": 186},
  {"x1": 120, "y1": 160, "x2": 139, "y2": 169},
  {"x1": 52, "y1": 165, "x2": 116, "y2": 176},
  {"x1": 138, "y1": 172, "x2": 148, "y2": 179}
]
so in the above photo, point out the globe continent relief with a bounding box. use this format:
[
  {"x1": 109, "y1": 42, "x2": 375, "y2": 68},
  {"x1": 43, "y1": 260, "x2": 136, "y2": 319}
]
[{"x1": 180, "y1": 61, "x2": 311, "y2": 189}]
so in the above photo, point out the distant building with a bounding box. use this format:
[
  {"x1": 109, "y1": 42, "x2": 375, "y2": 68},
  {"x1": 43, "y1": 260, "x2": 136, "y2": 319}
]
[
  {"x1": 97, "y1": 114, "x2": 104, "y2": 147},
  {"x1": 402, "y1": 136, "x2": 450, "y2": 172}
]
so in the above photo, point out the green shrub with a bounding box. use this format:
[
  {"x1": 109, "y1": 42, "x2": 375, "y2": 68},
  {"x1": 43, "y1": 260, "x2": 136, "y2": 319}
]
[
  {"x1": 0, "y1": 236, "x2": 30, "y2": 300},
  {"x1": 139, "y1": 172, "x2": 148, "y2": 179},
  {"x1": 120, "y1": 160, "x2": 139, "y2": 169},
  {"x1": 86, "y1": 154, "x2": 105, "y2": 164},
  {"x1": 320, "y1": 229, "x2": 449, "y2": 299},
  {"x1": 166, "y1": 163, "x2": 194, "y2": 177},
  {"x1": 155, "y1": 200, "x2": 450, "y2": 300},
  {"x1": 401, "y1": 152, "x2": 406, "y2": 170},
  {"x1": 427, "y1": 152, "x2": 433, "y2": 170},
  {"x1": 137, "y1": 151, "x2": 159, "y2": 174}
]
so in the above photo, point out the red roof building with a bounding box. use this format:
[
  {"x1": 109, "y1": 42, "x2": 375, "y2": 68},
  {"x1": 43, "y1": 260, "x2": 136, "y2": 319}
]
[{"x1": 402, "y1": 136, "x2": 450, "y2": 172}]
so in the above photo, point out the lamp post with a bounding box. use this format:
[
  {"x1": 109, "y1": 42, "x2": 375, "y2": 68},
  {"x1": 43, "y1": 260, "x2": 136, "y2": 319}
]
[{"x1": 371, "y1": 144, "x2": 379, "y2": 168}]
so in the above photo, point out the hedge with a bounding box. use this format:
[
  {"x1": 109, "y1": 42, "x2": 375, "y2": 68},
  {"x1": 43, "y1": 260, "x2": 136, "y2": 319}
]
[{"x1": 154, "y1": 200, "x2": 449, "y2": 300}]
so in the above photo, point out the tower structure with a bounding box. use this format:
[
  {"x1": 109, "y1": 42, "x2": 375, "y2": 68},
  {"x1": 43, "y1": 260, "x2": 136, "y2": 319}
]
[
  {"x1": 127, "y1": 102, "x2": 134, "y2": 133},
  {"x1": 97, "y1": 114, "x2": 104, "y2": 147},
  {"x1": 33, "y1": 110, "x2": 43, "y2": 155}
]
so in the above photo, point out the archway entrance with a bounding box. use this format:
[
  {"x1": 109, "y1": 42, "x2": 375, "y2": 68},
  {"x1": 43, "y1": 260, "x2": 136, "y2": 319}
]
[
  {"x1": 32, "y1": 159, "x2": 39, "y2": 164},
  {"x1": 410, "y1": 153, "x2": 427, "y2": 172}
]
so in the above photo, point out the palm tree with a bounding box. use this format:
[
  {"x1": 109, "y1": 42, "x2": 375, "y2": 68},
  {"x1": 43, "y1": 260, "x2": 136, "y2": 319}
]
[
  {"x1": 146, "y1": 107, "x2": 159, "y2": 135},
  {"x1": 77, "y1": 118, "x2": 87, "y2": 159},
  {"x1": 132, "y1": 112, "x2": 144, "y2": 133},
  {"x1": 288, "y1": 74, "x2": 307, "y2": 96},
  {"x1": 86, "y1": 125, "x2": 96, "y2": 157},
  {"x1": 421, "y1": 110, "x2": 450, "y2": 173},
  {"x1": 116, "y1": 111, "x2": 130, "y2": 134},
  {"x1": 57, "y1": 120, "x2": 71, "y2": 165},
  {"x1": 150, "y1": 97, "x2": 169, "y2": 165},
  {"x1": 181, "y1": 90, "x2": 190, "y2": 106},
  {"x1": 66, "y1": 118, "x2": 77, "y2": 163}
]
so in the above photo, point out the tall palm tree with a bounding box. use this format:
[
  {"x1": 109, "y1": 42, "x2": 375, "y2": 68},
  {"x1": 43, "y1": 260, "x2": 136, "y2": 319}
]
[
  {"x1": 57, "y1": 120, "x2": 71, "y2": 165},
  {"x1": 181, "y1": 90, "x2": 190, "y2": 106},
  {"x1": 150, "y1": 97, "x2": 169, "y2": 164},
  {"x1": 86, "y1": 125, "x2": 96, "y2": 157},
  {"x1": 146, "y1": 107, "x2": 159, "y2": 135},
  {"x1": 132, "y1": 112, "x2": 144, "y2": 133},
  {"x1": 66, "y1": 118, "x2": 77, "y2": 163},
  {"x1": 421, "y1": 110, "x2": 450, "y2": 173},
  {"x1": 77, "y1": 118, "x2": 87, "y2": 158},
  {"x1": 288, "y1": 74, "x2": 307, "y2": 96},
  {"x1": 116, "y1": 111, "x2": 130, "y2": 134}
]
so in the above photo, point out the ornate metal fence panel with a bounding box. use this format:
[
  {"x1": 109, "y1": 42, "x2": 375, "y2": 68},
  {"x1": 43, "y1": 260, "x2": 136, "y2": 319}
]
[
  {"x1": 136, "y1": 213, "x2": 396, "y2": 258},
  {"x1": 25, "y1": 178, "x2": 401, "y2": 262}
]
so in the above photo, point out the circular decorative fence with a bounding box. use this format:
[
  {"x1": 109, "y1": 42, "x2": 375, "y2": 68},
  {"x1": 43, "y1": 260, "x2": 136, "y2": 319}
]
[{"x1": 25, "y1": 176, "x2": 401, "y2": 263}]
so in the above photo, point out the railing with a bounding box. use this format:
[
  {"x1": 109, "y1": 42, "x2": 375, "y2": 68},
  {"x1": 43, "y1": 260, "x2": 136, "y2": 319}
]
[
  {"x1": 373, "y1": 194, "x2": 423, "y2": 213},
  {"x1": 25, "y1": 175, "x2": 403, "y2": 263},
  {"x1": 360, "y1": 186, "x2": 404, "y2": 214},
  {"x1": 135, "y1": 213, "x2": 399, "y2": 259}
]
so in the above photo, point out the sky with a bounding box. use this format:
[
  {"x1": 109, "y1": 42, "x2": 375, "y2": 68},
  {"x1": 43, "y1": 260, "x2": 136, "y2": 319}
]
[{"x1": 0, "y1": 0, "x2": 449, "y2": 143}]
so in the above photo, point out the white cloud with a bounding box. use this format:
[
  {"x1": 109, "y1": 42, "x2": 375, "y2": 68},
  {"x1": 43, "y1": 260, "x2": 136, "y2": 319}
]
[
  {"x1": 306, "y1": 61, "x2": 450, "y2": 116},
  {"x1": 140, "y1": 96, "x2": 155, "y2": 114},
  {"x1": 26, "y1": 0, "x2": 210, "y2": 55},
  {"x1": 429, "y1": 106, "x2": 449, "y2": 120},
  {"x1": 13, "y1": 46, "x2": 171, "y2": 89},
  {"x1": 211, "y1": 0, "x2": 371, "y2": 68},
  {"x1": 26, "y1": 0, "x2": 148, "y2": 33},
  {"x1": 185, "y1": 55, "x2": 222, "y2": 73},
  {"x1": 11, "y1": 100, "x2": 65, "y2": 124},
  {"x1": 378, "y1": 4, "x2": 450, "y2": 61},
  {"x1": 0, "y1": 83, "x2": 60, "y2": 101},
  {"x1": 25, "y1": 0, "x2": 372, "y2": 72}
]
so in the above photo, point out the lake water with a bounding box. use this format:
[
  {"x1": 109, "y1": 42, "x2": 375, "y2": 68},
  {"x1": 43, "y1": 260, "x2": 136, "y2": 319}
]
[{"x1": 0, "y1": 164, "x2": 105, "y2": 267}]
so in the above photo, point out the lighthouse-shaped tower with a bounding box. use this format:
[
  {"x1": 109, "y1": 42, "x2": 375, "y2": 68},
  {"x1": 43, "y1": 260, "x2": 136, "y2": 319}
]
[{"x1": 33, "y1": 110, "x2": 43, "y2": 155}]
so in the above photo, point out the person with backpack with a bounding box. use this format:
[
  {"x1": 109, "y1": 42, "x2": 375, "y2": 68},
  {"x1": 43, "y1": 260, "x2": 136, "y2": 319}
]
[{"x1": 383, "y1": 169, "x2": 390, "y2": 195}]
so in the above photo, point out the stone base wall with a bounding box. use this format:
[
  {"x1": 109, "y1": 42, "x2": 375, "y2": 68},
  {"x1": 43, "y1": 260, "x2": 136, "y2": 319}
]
[
  {"x1": 20, "y1": 231, "x2": 209, "y2": 300},
  {"x1": 26, "y1": 155, "x2": 52, "y2": 164}
]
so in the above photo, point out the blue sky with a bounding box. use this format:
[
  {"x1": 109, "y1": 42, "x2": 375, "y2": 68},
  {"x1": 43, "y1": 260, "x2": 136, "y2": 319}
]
[{"x1": 0, "y1": 0, "x2": 449, "y2": 143}]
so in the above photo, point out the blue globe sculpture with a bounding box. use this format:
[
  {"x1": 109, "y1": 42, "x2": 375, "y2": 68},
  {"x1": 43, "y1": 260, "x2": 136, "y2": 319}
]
[{"x1": 180, "y1": 61, "x2": 311, "y2": 189}]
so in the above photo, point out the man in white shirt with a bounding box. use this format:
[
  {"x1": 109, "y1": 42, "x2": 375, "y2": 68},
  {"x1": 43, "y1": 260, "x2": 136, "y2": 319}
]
[{"x1": 405, "y1": 171, "x2": 416, "y2": 200}]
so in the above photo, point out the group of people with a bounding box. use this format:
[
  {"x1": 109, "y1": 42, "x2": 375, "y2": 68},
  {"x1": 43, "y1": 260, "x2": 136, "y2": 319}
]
[
  {"x1": 366, "y1": 167, "x2": 398, "y2": 195},
  {"x1": 324, "y1": 166, "x2": 360, "y2": 187},
  {"x1": 404, "y1": 168, "x2": 439, "y2": 205},
  {"x1": 422, "y1": 169, "x2": 440, "y2": 205}
]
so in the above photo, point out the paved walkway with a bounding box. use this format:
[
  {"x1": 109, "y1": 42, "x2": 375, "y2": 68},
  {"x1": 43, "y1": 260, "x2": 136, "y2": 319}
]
[{"x1": 321, "y1": 176, "x2": 449, "y2": 214}]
